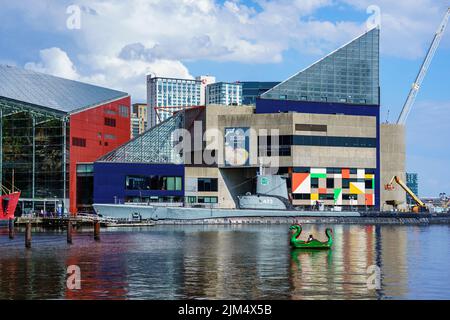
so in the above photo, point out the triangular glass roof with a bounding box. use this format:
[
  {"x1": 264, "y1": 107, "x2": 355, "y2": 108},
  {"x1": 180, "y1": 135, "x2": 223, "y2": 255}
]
[
  {"x1": 0, "y1": 65, "x2": 128, "y2": 113},
  {"x1": 261, "y1": 27, "x2": 379, "y2": 105},
  {"x1": 97, "y1": 111, "x2": 184, "y2": 164}
]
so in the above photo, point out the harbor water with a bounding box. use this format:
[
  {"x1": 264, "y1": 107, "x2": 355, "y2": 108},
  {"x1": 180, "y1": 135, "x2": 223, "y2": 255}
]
[{"x1": 0, "y1": 224, "x2": 449, "y2": 300}]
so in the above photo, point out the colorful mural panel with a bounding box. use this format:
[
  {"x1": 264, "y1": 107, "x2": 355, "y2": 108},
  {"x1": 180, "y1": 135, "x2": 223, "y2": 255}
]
[{"x1": 291, "y1": 167, "x2": 376, "y2": 206}]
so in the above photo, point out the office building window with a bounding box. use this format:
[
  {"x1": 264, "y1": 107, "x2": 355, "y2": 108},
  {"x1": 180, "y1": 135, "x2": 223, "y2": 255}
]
[
  {"x1": 105, "y1": 109, "x2": 117, "y2": 115},
  {"x1": 72, "y1": 137, "x2": 86, "y2": 147},
  {"x1": 342, "y1": 179, "x2": 350, "y2": 189},
  {"x1": 311, "y1": 178, "x2": 319, "y2": 188},
  {"x1": 104, "y1": 117, "x2": 116, "y2": 127},
  {"x1": 104, "y1": 134, "x2": 116, "y2": 140},
  {"x1": 326, "y1": 178, "x2": 334, "y2": 189},
  {"x1": 293, "y1": 194, "x2": 311, "y2": 200},
  {"x1": 119, "y1": 105, "x2": 129, "y2": 118},
  {"x1": 295, "y1": 124, "x2": 327, "y2": 132},
  {"x1": 258, "y1": 135, "x2": 292, "y2": 156},
  {"x1": 125, "y1": 175, "x2": 183, "y2": 191},
  {"x1": 319, "y1": 194, "x2": 334, "y2": 200},
  {"x1": 198, "y1": 196, "x2": 218, "y2": 203},
  {"x1": 198, "y1": 178, "x2": 218, "y2": 192},
  {"x1": 187, "y1": 196, "x2": 197, "y2": 203}
]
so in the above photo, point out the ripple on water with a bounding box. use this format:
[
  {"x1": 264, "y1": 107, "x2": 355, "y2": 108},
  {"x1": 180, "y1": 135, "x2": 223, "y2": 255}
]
[{"x1": 0, "y1": 224, "x2": 450, "y2": 299}]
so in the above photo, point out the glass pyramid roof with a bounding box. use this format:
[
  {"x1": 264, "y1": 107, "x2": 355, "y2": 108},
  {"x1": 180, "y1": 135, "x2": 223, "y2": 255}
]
[
  {"x1": 261, "y1": 27, "x2": 379, "y2": 105},
  {"x1": 0, "y1": 65, "x2": 128, "y2": 113},
  {"x1": 98, "y1": 111, "x2": 184, "y2": 164}
]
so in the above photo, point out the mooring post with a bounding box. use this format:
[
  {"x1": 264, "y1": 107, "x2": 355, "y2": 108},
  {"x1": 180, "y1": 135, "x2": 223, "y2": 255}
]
[
  {"x1": 94, "y1": 220, "x2": 100, "y2": 241},
  {"x1": 25, "y1": 221, "x2": 32, "y2": 248},
  {"x1": 8, "y1": 218, "x2": 14, "y2": 239},
  {"x1": 67, "y1": 219, "x2": 73, "y2": 244}
]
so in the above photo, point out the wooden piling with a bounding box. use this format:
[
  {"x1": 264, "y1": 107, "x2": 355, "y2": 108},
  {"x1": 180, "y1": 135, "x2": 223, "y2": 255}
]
[
  {"x1": 67, "y1": 220, "x2": 73, "y2": 244},
  {"x1": 8, "y1": 218, "x2": 14, "y2": 239},
  {"x1": 94, "y1": 220, "x2": 100, "y2": 241},
  {"x1": 25, "y1": 221, "x2": 32, "y2": 248}
]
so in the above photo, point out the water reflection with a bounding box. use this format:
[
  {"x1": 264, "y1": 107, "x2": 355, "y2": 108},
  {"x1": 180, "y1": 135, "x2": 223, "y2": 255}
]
[{"x1": 0, "y1": 224, "x2": 449, "y2": 299}]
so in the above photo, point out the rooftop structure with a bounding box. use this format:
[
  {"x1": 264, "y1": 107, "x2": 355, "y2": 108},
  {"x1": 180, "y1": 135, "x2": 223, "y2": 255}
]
[
  {"x1": 261, "y1": 27, "x2": 380, "y2": 105},
  {"x1": 0, "y1": 65, "x2": 127, "y2": 113},
  {"x1": 147, "y1": 76, "x2": 202, "y2": 127},
  {"x1": 206, "y1": 82, "x2": 243, "y2": 106},
  {"x1": 241, "y1": 81, "x2": 280, "y2": 105},
  {"x1": 98, "y1": 110, "x2": 185, "y2": 164}
]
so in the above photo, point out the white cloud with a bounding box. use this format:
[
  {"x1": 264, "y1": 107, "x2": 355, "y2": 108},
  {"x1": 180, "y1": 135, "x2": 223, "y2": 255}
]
[
  {"x1": 20, "y1": 0, "x2": 359, "y2": 100},
  {"x1": 24, "y1": 46, "x2": 193, "y2": 101},
  {"x1": 70, "y1": 0, "x2": 363, "y2": 64},
  {"x1": 18, "y1": 0, "x2": 449, "y2": 100},
  {"x1": 79, "y1": 54, "x2": 193, "y2": 100},
  {"x1": 24, "y1": 47, "x2": 79, "y2": 80},
  {"x1": 342, "y1": 0, "x2": 448, "y2": 59}
]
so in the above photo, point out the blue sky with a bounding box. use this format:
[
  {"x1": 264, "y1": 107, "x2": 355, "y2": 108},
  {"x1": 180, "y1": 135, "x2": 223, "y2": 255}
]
[{"x1": 0, "y1": 0, "x2": 449, "y2": 197}]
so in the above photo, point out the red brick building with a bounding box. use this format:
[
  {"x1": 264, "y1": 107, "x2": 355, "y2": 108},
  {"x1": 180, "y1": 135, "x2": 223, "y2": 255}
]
[
  {"x1": 0, "y1": 65, "x2": 131, "y2": 215},
  {"x1": 69, "y1": 96, "x2": 131, "y2": 213}
]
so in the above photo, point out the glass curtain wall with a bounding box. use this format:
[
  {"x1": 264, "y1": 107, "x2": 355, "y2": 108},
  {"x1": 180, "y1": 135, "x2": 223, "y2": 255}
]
[
  {"x1": 261, "y1": 28, "x2": 379, "y2": 105},
  {"x1": 1, "y1": 112, "x2": 68, "y2": 200}
]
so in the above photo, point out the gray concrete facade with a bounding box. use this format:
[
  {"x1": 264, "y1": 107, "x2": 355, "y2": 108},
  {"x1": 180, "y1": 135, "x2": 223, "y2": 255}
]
[{"x1": 380, "y1": 124, "x2": 407, "y2": 210}]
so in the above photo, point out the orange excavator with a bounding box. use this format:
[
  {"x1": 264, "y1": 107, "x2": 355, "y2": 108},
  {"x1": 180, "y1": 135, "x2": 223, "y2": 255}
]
[{"x1": 385, "y1": 176, "x2": 428, "y2": 213}]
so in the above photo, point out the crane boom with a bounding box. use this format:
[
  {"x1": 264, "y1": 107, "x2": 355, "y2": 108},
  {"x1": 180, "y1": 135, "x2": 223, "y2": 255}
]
[
  {"x1": 386, "y1": 176, "x2": 427, "y2": 208},
  {"x1": 397, "y1": 8, "x2": 450, "y2": 125}
]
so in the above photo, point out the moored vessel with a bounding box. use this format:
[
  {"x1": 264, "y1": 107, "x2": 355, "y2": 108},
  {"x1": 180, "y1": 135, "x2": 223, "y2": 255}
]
[{"x1": 0, "y1": 187, "x2": 21, "y2": 223}]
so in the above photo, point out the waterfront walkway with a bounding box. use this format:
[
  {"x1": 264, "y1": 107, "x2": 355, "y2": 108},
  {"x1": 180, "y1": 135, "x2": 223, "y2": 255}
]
[{"x1": 10, "y1": 212, "x2": 450, "y2": 228}]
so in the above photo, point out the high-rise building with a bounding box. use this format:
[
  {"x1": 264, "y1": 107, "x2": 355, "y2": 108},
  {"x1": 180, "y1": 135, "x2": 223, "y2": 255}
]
[
  {"x1": 406, "y1": 173, "x2": 419, "y2": 204},
  {"x1": 130, "y1": 103, "x2": 147, "y2": 138},
  {"x1": 196, "y1": 75, "x2": 216, "y2": 105},
  {"x1": 206, "y1": 82, "x2": 243, "y2": 106},
  {"x1": 147, "y1": 76, "x2": 202, "y2": 127},
  {"x1": 241, "y1": 82, "x2": 280, "y2": 105}
]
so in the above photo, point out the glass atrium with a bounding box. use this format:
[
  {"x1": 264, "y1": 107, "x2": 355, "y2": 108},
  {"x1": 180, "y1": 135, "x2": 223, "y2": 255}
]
[
  {"x1": 261, "y1": 28, "x2": 380, "y2": 105},
  {"x1": 98, "y1": 111, "x2": 184, "y2": 164}
]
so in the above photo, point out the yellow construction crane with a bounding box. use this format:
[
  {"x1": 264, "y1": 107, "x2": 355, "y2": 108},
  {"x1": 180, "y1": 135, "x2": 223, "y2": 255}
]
[
  {"x1": 443, "y1": 199, "x2": 450, "y2": 210},
  {"x1": 385, "y1": 176, "x2": 428, "y2": 213}
]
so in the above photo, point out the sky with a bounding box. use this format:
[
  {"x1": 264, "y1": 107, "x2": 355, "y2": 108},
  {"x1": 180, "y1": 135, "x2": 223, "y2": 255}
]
[{"x1": 0, "y1": 0, "x2": 449, "y2": 197}]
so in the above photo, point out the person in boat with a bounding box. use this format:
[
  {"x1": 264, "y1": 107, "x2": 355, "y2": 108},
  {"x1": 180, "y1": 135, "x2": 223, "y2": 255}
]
[{"x1": 307, "y1": 234, "x2": 315, "y2": 243}]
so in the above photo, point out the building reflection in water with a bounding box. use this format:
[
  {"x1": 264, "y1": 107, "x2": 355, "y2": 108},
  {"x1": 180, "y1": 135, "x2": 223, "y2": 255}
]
[
  {"x1": 378, "y1": 226, "x2": 408, "y2": 298},
  {"x1": 178, "y1": 225, "x2": 292, "y2": 299},
  {"x1": 63, "y1": 230, "x2": 130, "y2": 300},
  {"x1": 0, "y1": 224, "x2": 413, "y2": 300},
  {"x1": 0, "y1": 231, "x2": 66, "y2": 299},
  {"x1": 0, "y1": 251, "x2": 66, "y2": 299},
  {"x1": 180, "y1": 226, "x2": 263, "y2": 299}
]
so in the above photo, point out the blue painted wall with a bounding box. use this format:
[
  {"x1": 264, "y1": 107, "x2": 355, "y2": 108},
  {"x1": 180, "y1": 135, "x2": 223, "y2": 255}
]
[
  {"x1": 256, "y1": 98, "x2": 381, "y2": 209},
  {"x1": 256, "y1": 98, "x2": 379, "y2": 117},
  {"x1": 93, "y1": 162, "x2": 184, "y2": 204}
]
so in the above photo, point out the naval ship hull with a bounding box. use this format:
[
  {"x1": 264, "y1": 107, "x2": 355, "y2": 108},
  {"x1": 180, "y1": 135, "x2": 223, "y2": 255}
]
[{"x1": 93, "y1": 203, "x2": 361, "y2": 221}]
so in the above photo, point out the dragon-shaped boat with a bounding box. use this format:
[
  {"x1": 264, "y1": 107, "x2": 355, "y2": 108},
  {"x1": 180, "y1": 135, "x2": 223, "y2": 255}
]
[{"x1": 289, "y1": 224, "x2": 333, "y2": 249}]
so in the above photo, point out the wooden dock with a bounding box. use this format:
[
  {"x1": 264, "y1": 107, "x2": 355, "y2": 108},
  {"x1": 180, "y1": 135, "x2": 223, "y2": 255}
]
[{"x1": 14, "y1": 216, "x2": 156, "y2": 228}]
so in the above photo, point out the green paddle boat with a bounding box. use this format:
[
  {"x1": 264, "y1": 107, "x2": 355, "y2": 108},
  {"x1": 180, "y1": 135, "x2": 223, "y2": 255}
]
[{"x1": 289, "y1": 224, "x2": 333, "y2": 249}]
